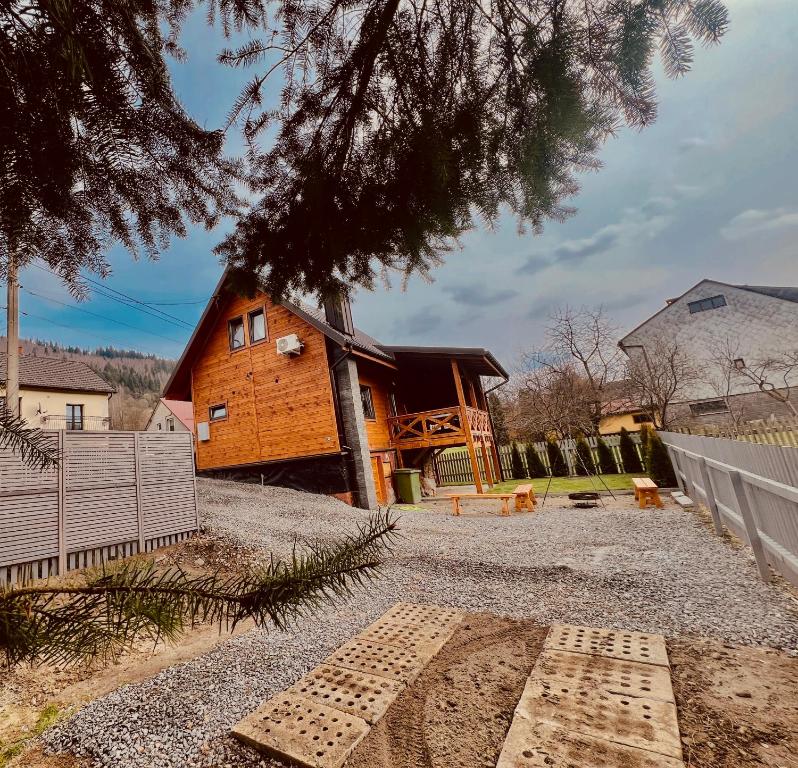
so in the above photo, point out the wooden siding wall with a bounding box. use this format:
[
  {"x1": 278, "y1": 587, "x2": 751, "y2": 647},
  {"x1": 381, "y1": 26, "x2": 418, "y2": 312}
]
[
  {"x1": 192, "y1": 294, "x2": 341, "y2": 470},
  {"x1": 357, "y1": 362, "x2": 394, "y2": 451},
  {"x1": 0, "y1": 431, "x2": 198, "y2": 587}
]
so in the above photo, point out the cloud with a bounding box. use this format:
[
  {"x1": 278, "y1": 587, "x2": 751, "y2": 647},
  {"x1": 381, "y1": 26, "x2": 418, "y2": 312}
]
[
  {"x1": 678, "y1": 136, "x2": 711, "y2": 152},
  {"x1": 401, "y1": 305, "x2": 443, "y2": 337},
  {"x1": 720, "y1": 207, "x2": 798, "y2": 241},
  {"x1": 442, "y1": 284, "x2": 518, "y2": 306},
  {"x1": 517, "y1": 255, "x2": 552, "y2": 275},
  {"x1": 551, "y1": 224, "x2": 622, "y2": 263}
]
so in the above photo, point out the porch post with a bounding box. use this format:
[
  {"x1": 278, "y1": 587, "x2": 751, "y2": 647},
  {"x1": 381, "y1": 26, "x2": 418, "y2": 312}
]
[
  {"x1": 451, "y1": 359, "x2": 483, "y2": 493},
  {"x1": 480, "y1": 439, "x2": 494, "y2": 487}
]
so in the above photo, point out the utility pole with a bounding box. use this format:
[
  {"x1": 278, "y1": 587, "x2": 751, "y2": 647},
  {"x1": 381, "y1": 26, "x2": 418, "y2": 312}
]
[{"x1": 5, "y1": 256, "x2": 19, "y2": 417}]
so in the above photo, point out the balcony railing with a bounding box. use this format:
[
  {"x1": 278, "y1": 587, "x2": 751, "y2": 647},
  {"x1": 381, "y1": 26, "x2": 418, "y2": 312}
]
[
  {"x1": 388, "y1": 406, "x2": 492, "y2": 448},
  {"x1": 40, "y1": 415, "x2": 111, "y2": 431}
]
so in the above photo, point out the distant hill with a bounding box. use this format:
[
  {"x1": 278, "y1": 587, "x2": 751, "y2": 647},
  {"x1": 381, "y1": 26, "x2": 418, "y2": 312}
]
[{"x1": 2, "y1": 337, "x2": 176, "y2": 430}]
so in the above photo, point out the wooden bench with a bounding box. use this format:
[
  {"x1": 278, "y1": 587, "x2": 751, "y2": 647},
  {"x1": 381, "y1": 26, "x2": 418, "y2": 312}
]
[
  {"x1": 513, "y1": 483, "x2": 537, "y2": 512},
  {"x1": 632, "y1": 477, "x2": 663, "y2": 509},
  {"x1": 447, "y1": 493, "x2": 514, "y2": 517}
]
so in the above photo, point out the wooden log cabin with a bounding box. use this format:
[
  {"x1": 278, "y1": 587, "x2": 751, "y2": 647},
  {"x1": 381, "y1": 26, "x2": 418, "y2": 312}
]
[{"x1": 163, "y1": 269, "x2": 508, "y2": 508}]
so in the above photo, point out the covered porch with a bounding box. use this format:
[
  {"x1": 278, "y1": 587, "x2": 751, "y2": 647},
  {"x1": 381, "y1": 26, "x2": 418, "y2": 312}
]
[{"x1": 380, "y1": 347, "x2": 508, "y2": 493}]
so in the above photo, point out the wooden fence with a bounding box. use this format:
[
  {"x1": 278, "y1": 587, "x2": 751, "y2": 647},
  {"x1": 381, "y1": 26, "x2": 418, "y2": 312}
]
[
  {"x1": 0, "y1": 431, "x2": 198, "y2": 586},
  {"x1": 661, "y1": 431, "x2": 798, "y2": 588},
  {"x1": 673, "y1": 417, "x2": 798, "y2": 447},
  {"x1": 434, "y1": 433, "x2": 645, "y2": 485}
]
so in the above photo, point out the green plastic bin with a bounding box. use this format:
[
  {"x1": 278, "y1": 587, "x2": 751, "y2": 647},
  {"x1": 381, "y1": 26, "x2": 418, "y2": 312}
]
[{"x1": 394, "y1": 468, "x2": 422, "y2": 504}]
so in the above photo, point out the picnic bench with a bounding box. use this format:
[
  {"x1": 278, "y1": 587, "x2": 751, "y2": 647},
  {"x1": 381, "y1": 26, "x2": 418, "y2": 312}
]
[
  {"x1": 448, "y1": 493, "x2": 514, "y2": 517},
  {"x1": 632, "y1": 477, "x2": 663, "y2": 509},
  {"x1": 513, "y1": 483, "x2": 537, "y2": 512}
]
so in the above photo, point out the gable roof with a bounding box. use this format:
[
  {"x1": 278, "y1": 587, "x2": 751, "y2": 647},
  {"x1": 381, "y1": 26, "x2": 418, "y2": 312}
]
[
  {"x1": 735, "y1": 284, "x2": 798, "y2": 304},
  {"x1": 147, "y1": 398, "x2": 194, "y2": 432},
  {"x1": 0, "y1": 353, "x2": 115, "y2": 394},
  {"x1": 619, "y1": 278, "x2": 798, "y2": 347},
  {"x1": 163, "y1": 268, "x2": 508, "y2": 399}
]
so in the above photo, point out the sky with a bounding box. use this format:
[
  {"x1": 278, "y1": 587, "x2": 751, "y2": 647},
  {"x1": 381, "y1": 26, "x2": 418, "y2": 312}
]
[{"x1": 8, "y1": 0, "x2": 798, "y2": 368}]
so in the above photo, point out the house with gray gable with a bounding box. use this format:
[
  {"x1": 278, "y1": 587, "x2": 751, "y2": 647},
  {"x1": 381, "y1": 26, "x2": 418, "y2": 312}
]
[{"x1": 619, "y1": 280, "x2": 798, "y2": 426}]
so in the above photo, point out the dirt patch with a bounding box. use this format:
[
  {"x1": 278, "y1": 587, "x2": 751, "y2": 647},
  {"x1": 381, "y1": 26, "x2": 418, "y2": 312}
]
[
  {"x1": 669, "y1": 637, "x2": 798, "y2": 768},
  {"x1": 346, "y1": 613, "x2": 548, "y2": 768}
]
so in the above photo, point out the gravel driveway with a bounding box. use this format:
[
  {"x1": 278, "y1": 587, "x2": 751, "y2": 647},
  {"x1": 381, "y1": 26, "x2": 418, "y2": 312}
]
[{"x1": 44, "y1": 478, "x2": 798, "y2": 768}]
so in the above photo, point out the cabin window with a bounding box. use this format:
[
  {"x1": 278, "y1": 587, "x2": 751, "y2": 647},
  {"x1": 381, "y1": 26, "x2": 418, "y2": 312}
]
[
  {"x1": 689, "y1": 399, "x2": 729, "y2": 416},
  {"x1": 388, "y1": 392, "x2": 398, "y2": 417},
  {"x1": 632, "y1": 413, "x2": 653, "y2": 424},
  {"x1": 687, "y1": 294, "x2": 726, "y2": 314},
  {"x1": 66, "y1": 404, "x2": 84, "y2": 431},
  {"x1": 360, "y1": 386, "x2": 376, "y2": 420},
  {"x1": 249, "y1": 308, "x2": 267, "y2": 343},
  {"x1": 166, "y1": 417, "x2": 175, "y2": 432},
  {"x1": 209, "y1": 403, "x2": 228, "y2": 421},
  {"x1": 228, "y1": 316, "x2": 245, "y2": 350}
]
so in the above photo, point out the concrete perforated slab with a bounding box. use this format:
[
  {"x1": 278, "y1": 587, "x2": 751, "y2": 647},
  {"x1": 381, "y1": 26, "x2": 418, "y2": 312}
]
[
  {"x1": 515, "y1": 677, "x2": 682, "y2": 760},
  {"x1": 356, "y1": 615, "x2": 456, "y2": 653},
  {"x1": 534, "y1": 649, "x2": 675, "y2": 702},
  {"x1": 231, "y1": 692, "x2": 370, "y2": 768},
  {"x1": 497, "y1": 721, "x2": 685, "y2": 768},
  {"x1": 544, "y1": 624, "x2": 670, "y2": 667},
  {"x1": 324, "y1": 637, "x2": 429, "y2": 683},
  {"x1": 379, "y1": 602, "x2": 464, "y2": 628},
  {"x1": 287, "y1": 663, "x2": 404, "y2": 724}
]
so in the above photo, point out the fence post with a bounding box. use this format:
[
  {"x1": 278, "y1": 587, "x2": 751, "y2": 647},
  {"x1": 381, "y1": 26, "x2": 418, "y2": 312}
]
[
  {"x1": 57, "y1": 430, "x2": 66, "y2": 575},
  {"x1": 666, "y1": 446, "x2": 686, "y2": 494},
  {"x1": 728, "y1": 470, "x2": 770, "y2": 583},
  {"x1": 134, "y1": 432, "x2": 145, "y2": 554},
  {"x1": 697, "y1": 457, "x2": 724, "y2": 536}
]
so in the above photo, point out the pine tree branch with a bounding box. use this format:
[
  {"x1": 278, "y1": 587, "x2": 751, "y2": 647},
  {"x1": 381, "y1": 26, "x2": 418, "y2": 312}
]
[
  {"x1": 0, "y1": 511, "x2": 399, "y2": 667},
  {"x1": 0, "y1": 407, "x2": 60, "y2": 471}
]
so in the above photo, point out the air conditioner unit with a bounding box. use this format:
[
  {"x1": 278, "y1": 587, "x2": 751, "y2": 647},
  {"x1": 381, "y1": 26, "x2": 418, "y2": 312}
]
[{"x1": 276, "y1": 334, "x2": 303, "y2": 356}]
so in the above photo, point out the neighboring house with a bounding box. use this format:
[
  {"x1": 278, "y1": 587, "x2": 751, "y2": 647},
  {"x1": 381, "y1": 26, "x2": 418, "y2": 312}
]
[
  {"x1": 163, "y1": 269, "x2": 508, "y2": 508},
  {"x1": 0, "y1": 352, "x2": 115, "y2": 430},
  {"x1": 146, "y1": 398, "x2": 195, "y2": 434},
  {"x1": 599, "y1": 381, "x2": 654, "y2": 434},
  {"x1": 619, "y1": 280, "x2": 798, "y2": 426}
]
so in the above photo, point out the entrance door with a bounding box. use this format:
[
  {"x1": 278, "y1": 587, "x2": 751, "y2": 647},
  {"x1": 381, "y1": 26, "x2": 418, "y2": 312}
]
[{"x1": 371, "y1": 456, "x2": 387, "y2": 504}]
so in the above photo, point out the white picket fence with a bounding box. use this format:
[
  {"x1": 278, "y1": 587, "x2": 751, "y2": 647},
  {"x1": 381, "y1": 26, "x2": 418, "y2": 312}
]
[
  {"x1": 661, "y1": 431, "x2": 798, "y2": 588},
  {"x1": 0, "y1": 431, "x2": 198, "y2": 586}
]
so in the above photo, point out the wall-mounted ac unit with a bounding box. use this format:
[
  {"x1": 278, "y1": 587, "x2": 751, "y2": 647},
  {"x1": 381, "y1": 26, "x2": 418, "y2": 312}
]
[{"x1": 276, "y1": 334, "x2": 303, "y2": 356}]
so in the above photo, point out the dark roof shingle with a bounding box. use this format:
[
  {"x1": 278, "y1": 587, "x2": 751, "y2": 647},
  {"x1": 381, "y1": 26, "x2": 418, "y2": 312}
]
[
  {"x1": 0, "y1": 354, "x2": 115, "y2": 394},
  {"x1": 735, "y1": 285, "x2": 798, "y2": 304}
]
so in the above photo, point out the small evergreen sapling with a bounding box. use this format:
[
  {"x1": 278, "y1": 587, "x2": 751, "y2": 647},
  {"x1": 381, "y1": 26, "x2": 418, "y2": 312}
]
[
  {"x1": 524, "y1": 444, "x2": 547, "y2": 478},
  {"x1": 646, "y1": 432, "x2": 678, "y2": 488},
  {"x1": 573, "y1": 434, "x2": 596, "y2": 476},
  {"x1": 546, "y1": 439, "x2": 569, "y2": 477},
  {"x1": 595, "y1": 437, "x2": 618, "y2": 474},
  {"x1": 510, "y1": 443, "x2": 526, "y2": 479},
  {"x1": 618, "y1": 427, "x2": 643, "y2": 474}
]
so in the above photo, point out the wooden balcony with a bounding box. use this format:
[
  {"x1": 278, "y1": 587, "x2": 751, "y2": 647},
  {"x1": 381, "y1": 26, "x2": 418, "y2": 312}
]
[{"x1": 388, "y1": 406, "x2": 492, "y2": 450}]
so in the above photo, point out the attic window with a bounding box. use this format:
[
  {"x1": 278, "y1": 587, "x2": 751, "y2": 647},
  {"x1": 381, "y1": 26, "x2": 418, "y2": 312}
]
[
  {"x1": 249, "y1": 308, "x2": 267, "y2": 343},
  {"x1": 228, "y1": 316, "x2": 245, "y2": 350},
  {"x1": 688, "y1": 294, "x2": 726, "y2": 314}
]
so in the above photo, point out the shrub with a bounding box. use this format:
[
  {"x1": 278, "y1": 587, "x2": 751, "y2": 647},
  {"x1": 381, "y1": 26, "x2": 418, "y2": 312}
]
[
  {"x1": 618, "y1": 427, "x2": 643, "y2": 474},
  {"x1": 510, "y1": 442, "x2": 526, "y2": 479},
  {"x1": 546, "y1": 439, "x2": 569, "y2": 477},
  {"x1": 524, "y1": 444, "x2": 547, "y2": 478},
  {"x1": 595, "y1": 437, "x2": 618, "y2": 474},
  {"x1": 646, "y1": 432, "x2": 677, "y2": 487},
  {"x1": 639, "y1": 423, "x2": 651, "y2": 453},
  {"x1": 573, "y1": 434, "x2": 596, "y2": 476}
]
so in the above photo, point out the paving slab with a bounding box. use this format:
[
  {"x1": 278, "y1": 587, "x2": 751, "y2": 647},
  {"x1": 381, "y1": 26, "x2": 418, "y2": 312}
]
[
  {"x1": 231, "y1": 691, "x2": 370, "y2": 768},
  {"x1": 379, "y1": 601, "x2": 464, "y2": 628},
  {"x1": 544, "y1": 624, "x2": 670, "y2": 667},
  {"x1": 514, "y1": 677, "x2": 682, "y2": 760},
  {"x1": 534, "y1": 649, "x2": 675, "y2": 702},
  {"x1": 496, "y1": 720, "x2": 685, "y2": 768},
  {"x1": 286, "y1": 663, "x2": 404, "y2": 724},
  {"x1": 356, "y1": 613, "x2": 458, "y2": 653},
  {"x1": 323, "y1": 637, "x2": 430, "y2": 683}
]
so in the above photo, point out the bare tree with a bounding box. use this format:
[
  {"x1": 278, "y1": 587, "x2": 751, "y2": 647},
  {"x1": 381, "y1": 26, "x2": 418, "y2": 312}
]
[
  {"x1": 725, "y1": 349, "x2": 798, "y2": 418},
  {"x1": 527, "y1": 306, "x2": 625, "y2": 433},
  {"x1": 624, "y1": 338, "x2": 698, "y2": 430},
  {"x1": 704, "y1": 338, "x2": 749, "y2": 428}
]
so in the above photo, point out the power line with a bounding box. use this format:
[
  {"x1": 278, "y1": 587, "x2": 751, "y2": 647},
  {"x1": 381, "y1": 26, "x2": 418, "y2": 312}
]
[
  {"x1": 20, "y1": 286, "x2": 184, "y2": 345},
  {"x1": 28, "y1": 262, "x2": 196, "y2": 330}
]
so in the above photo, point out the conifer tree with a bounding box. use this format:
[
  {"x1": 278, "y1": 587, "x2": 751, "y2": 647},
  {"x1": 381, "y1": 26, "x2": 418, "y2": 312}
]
[
  {"x1": 546, "y1": 439, "x2": 569, "y2": 477},
  {"x1": 573, "y1": 434, "x2": 595, "y2": 476},
  {"x1": 595, "y1": 437, "x2": 618, "y2": 474},
  {"x1": 646, "y1": 432, "x2": 677, "y2": 488},
  {"x1": 510, "y1": 443, "x2": 526, "y2": 480},
  {"x1": 524, "y1": 444, "x2": 547, "y2": 479},
  {"x1": 618, "y1": 427, "x2": 643, "y2": 474}
]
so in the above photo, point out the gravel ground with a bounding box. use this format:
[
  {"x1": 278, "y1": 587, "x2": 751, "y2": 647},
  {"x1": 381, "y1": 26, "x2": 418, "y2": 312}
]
[{"x1": 43, "y1": 478, "x2": 798, "y2": 768}]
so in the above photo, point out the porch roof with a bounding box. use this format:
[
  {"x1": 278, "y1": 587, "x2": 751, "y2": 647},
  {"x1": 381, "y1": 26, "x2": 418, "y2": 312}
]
[{"x1": 377, "y1": 345, "x2": 509, "y2": 379}]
